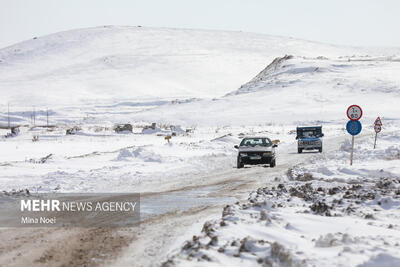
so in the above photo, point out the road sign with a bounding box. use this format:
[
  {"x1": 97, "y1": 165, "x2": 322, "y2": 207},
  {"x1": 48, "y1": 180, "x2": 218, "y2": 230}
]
[
  {"x1": 373, "y1": 117, "x2": 382, "y2": 149},
  {"x1": 374, "y1": 117, "x2": 382, "y2": 126},
  {"x1": 347, "y1": 105, "x2": 363, "y2": 121},
  {"x1": 346, "y1": 120, "x2": 362, "y2": 136},
  {"x1": 346, "y1": 105, "x2": 363, "y2": 166},
  {"x1": 346, "y1": 120, "x2": 362, "y2": 166}
]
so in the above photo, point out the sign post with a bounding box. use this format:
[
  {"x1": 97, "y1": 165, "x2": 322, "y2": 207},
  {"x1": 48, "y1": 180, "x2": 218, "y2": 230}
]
[
  {"x1": 351, "y1": 135, "x2": 355, "y2": 166},
  {"x1": 346, "y1": 105, "x2": 363, "y2": 166},
  {"x1": 373, "y1": 117, "x2": 382, "y2": 149}
]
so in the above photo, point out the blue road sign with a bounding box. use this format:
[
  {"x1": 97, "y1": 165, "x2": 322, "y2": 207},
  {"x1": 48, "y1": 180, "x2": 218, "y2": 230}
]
[{"x1": 346, "y1": 120, "x2": 362, "y2": 136}]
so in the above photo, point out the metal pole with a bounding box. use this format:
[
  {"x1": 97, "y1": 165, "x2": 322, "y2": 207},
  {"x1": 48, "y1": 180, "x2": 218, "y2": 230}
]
[
  {"x1": 350, "y1": 136, "x2": 355, "y2": 166},
  {"x1": 374, "y1": 132, "x2": 377, "y2": 149},
  {"x1": 7, "y1": 103, "x2": 10, "y2": 129},
  {"x1": 47, "y1": 108, "x2": 49, "y2": 127}
]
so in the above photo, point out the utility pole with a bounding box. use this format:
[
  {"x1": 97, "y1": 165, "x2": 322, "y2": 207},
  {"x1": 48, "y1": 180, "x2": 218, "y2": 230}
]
[
  {"x1": 7, "y1": 103, "x2": 10, "y2": 129},
  {"x1": 33, "y1": 107, "x2": 36, "y2": 126},
  {"x1": 46, "y1": 108, "x2": 49, "y2": 127}
]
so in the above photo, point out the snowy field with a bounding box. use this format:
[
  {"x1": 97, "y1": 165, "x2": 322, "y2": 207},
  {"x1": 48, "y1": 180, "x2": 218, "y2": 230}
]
[{"x1": 0, "y1": 123, "x2": 327, "y2": 193}]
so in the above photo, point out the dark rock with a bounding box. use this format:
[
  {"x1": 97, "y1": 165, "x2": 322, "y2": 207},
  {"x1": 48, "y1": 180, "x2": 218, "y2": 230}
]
[{"x1": 66, "y1": 126, "x2": 81, "y2": 135}]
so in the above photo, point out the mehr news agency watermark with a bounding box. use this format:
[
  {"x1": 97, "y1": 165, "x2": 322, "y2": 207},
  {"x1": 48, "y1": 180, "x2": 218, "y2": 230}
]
[{"x1": 0, "y1": 193, "x2": 140, "y2": 227}]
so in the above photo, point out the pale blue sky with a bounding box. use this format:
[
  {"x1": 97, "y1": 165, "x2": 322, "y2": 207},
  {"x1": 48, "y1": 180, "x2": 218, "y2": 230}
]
[{"x1": 1, "y1": 0, "x2": 399, "y2": 48}]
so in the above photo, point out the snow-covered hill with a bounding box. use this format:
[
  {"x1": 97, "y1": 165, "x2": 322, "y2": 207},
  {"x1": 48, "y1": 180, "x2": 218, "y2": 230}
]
[
  {"x1": 0, "y1": 26, "x2": 393, "y2": 107},
  {"x1": 132, "y1": 55, "x2": 400, "y2": 126}
]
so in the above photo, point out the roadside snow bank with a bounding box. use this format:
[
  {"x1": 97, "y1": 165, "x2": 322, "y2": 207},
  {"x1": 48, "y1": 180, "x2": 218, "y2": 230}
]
[
  {"x1": 115, "y1": 147, "x2": 162, "y2": 163},
  {"x1": 293, "y1": 132, "x2": 400, "y2": 182}
]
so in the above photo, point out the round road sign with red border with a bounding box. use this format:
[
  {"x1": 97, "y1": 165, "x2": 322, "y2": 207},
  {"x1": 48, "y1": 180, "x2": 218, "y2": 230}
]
[
  {"x1": 374, "y1": 125, "x2": 381, "y2": 133},
  {"x1": 347, "y1": 105, "x2": 363, "y2": 121}
]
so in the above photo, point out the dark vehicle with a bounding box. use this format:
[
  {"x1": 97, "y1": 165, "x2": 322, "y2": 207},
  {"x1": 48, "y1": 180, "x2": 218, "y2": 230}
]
[
  {"x1": 234, "y1": 137, "x2": 277, "y2": 168},
  {"x1": 296, "y1": 126, "x2": 324, "y2": 153}
]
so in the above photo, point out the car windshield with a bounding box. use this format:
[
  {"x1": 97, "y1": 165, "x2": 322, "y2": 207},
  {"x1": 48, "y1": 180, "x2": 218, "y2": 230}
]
[
  {"x1": 240, "y1": 138, "x2": 271, "y2": 147},
  {"x1": 298, "y1": 129, "x2": 320, "y2": 138},
  {"x1": 299, "y1": 130, "x2": 318, "y2": 138}
]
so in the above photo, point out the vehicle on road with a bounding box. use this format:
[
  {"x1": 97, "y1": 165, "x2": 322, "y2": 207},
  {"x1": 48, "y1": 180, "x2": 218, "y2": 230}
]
[
  {"x1": 234, "y1": 137, "x2": 277, "y2": 168},
  {"x1": 296, "y1": 126, "x2": 324, "y2": 153}
]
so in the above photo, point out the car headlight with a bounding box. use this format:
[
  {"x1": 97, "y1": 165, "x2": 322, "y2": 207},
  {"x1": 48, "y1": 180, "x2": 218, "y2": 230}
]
[
  {"x1": 240, "y1": 153, "x2": 248, "y2": 157},
  {"x1": 263, "y1": 152, "x2": 272, "y2": 156}
]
